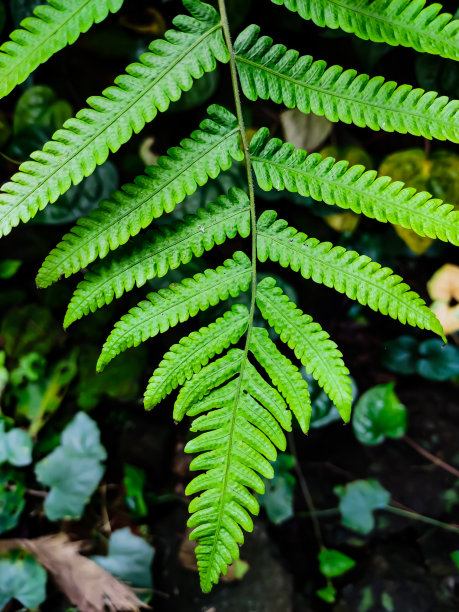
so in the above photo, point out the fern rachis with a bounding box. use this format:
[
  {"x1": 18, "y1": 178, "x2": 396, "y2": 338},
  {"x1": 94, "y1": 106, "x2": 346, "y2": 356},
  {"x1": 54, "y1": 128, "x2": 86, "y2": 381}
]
[{"x1": 1, "y1": 0, "x2": 459, "y2": 593}]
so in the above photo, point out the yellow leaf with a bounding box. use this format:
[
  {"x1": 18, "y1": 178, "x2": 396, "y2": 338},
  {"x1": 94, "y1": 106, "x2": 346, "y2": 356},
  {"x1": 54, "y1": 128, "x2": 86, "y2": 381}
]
[
  {"x1": 324, "y1": 212, "x2": 360, "y2": 234},
  {"x1": 394, "y1": 225, "x2": 433, "y2": 255},
  {"x1": 430, "y1": 301, "x2": 459, "y2": 336},
  {"x1": 427, "y1": 264, "x2": 459, "y2": 303},
  {"x1": 120, "y1": 8, "x2": 166, "y2": 36}
]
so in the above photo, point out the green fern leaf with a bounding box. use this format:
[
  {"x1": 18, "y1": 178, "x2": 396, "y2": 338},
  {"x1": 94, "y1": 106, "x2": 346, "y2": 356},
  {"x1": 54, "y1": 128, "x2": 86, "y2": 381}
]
[
  {"x1": 0, "y1": 0, "x2": 124, "y2": 100},
  {"x1": 249, "y1": 326, "x2": 311, "y2": 433},
  {"x1": 243, "y1": 361, "x2": 292, "y2": 431},
  {"x1": 36, "y1": 104, "x2": 242, "y2": 290},
  {"x1": 256, "y1": 277, "x2": 352, "y2": 421},
  {"x1": 250, "y1": 128, "x2": 459, "y2": 245},
  {"x1": 271, "y1": 0, "x2": 459, "y2": 62},
  {"x1": 234, "y1": 25, "x2": 459, "y2": 142},
  {"x1": 257, "y1": 211, "x2": 445, "y2": 339},
  {"x1": 144, "y1": 304, "x2": 249, "y2": 410},
  {"x1": 63, "y1": 187, "x2": 250, "y2": 328},
  {"x1": 178, "y1": 349, "x2": 292, "y2": 591},
  {"x1": 97, "y1": 252, "x2": 251, "y2": 371},
  {"x1": 0, "y1": 0, "x2": 229, "y2": 238}
]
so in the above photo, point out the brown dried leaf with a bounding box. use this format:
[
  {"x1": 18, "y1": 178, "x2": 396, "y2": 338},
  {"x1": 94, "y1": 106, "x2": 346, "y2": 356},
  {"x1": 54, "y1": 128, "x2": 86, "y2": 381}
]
[{"x1": 0, "y1": 534, "x2": 150, "y2": 612}]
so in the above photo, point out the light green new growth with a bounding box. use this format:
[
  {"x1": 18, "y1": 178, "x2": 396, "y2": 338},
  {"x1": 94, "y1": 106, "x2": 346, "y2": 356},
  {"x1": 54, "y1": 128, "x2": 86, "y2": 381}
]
[
  {"x1": 235, "y1": 25, "x2": 459, "y2": 142},
  {"x1": 271, "y1": 0, "x2": 459, "y2": 61},
  {"x1": 0, "y1": 0, "x2": 458, "y2": 594},
  {"x1": 0, "y1": 0, "x2": 125, "y2": 99}
]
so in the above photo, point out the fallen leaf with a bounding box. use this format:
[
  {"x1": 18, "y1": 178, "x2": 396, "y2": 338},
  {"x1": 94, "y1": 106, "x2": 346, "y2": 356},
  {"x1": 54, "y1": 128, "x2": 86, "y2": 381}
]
[
  {"x1": 0, "y1": 534, "x2": 149, "y2": 612},
  {"x1": 427, "y1": 264, "x2": 459, "y2": 335},
  {"x1": 280, "y1": 109, "x2": 332, "y2": 152}
]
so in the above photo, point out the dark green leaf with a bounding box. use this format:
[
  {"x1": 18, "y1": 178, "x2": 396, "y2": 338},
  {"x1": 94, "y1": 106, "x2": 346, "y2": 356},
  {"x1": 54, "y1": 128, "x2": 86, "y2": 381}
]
[
  {"x1": 124, "y1": 464, "x2": 148, "y2": 518},
  {"x1": 451, "y1": 550, "x2": 459, "y2": 569},
  {"x1": 1, "y1": 304, "x2": 60, "y2": 358},
  {"x1": 381, "y1": 336, "x2": 419, "y2": 375},
  {"x1": 334, "y1": 479, "x2": 390, "y2": 534},
  {"x1": 13, "y1": 86, "x2": 72, "y2": 134},
  {"x1": 259, "y1": 454, "x2": 296, "y2": 525},
  {"x1": 0, "y1": 469, "x2": 25, "y2": 534},
  {"x1": 352, "y1": 383, "x2": 407, "y2": 445},
  {"x1": 0, "y1": 550, "x2": 47, "y2": 610},
  {"x1": 0, "y1": 259, "x2": 21, "y2": 279},
  {"x1": 417, "y1": 339, "x2": 459, "y2": 381},
  {"x1": 35, "y1": 412, "x2": 106, "y2": 520},
  {"x1": 318, "y1": 549, "x2": 355, "y2": 578}
]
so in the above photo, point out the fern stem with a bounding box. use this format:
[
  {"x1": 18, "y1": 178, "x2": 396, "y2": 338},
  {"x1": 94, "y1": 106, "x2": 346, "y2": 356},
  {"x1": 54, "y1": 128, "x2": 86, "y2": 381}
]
[{"x1": 197, "y1": 0, "x2": 259, "y2": 592}]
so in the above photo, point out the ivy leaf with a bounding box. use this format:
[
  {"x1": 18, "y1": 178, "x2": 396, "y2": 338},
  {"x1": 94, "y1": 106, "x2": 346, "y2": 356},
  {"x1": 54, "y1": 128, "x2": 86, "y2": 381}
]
[
  {"x1": 318, "y1": 549, "x2": 355, "y2": 578},
  {"x1": 0, "y1": 469, "x2": 25, "y2": 534},
  {"x1": 334, "y1": 479, "x2": 390, "y2": 534},
  {"x1": 13, "y1": 85, "x2": 72, "y2": 135},
  {"x1": 381, "y1": 336, "x2": 419, "y2": 375},
  {"x1": 92, "y1": 528, "x2": 154, "y2": 597},
  {"x1": 35, "y1": 412, "x2": 107, "y2": 521},
  {"x1": 34, "y1": 161, "x2": 118, "y2": 225},
  {"x1": 0, "y1": 423, "x2": 33, "y2": 467},
  {"x1": 259, "y1": 454, "x2": 296, "y2": 525},
  {"x1": 417, "y1": 339, "x2": 459, "y2": 381},
  {"x1": 0, "y1": 550, "x2": 47, "y2": 610},
  {"x1": 352, "y1": 383, "x2": 407, "y2": 446}
]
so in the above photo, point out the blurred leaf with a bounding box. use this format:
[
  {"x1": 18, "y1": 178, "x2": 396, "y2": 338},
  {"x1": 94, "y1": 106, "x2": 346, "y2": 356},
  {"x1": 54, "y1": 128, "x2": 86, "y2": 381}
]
[
  {"x1": 316, "y1": 584, "x2": 337, "y2": 603},
  {"x1": 76, "y1": 345, "x2": 146, "y2": 409},
  {"x1": 0, "y1": 549, "x2": 47, "y2": 610},
  {"x1": 451, "y1": 550, "x2": 459, "y2": 569},
  {"x1": 304, "y1": 370, "x2": 357, "y2": 429},
  {"x1": 334, "y1": 479, "x2": 390, "y2": 534},
  {"x1": 427, "y1": 264, "x2": 459, "y2": 335},
  {"x1": 417, "y1": 339, "x2": 459, "y2": 381},
  {"x1": 259, "y1": 454, "x2": 295, "y2": 525},
  {"x1": 8, "y1": 124, "x2": 51, "y2": 160},
  {"x1": 381, "y1": 336, "x2": 419, "y2": 375},
  {"x1": 0, "y1": 259, "x2": 21, "y2": 279},
  {"x1": 320, "y1": 145, "x2": 373, "y2": 169},
  {"x1": 0, "y1": 351, "x2": 8, "y2": 400},
  {"x1": 15, "y1": 353, "x2": 78, "y2": 436},
  {"x1": 120, "y1": 7, "x2": 166, "y2": 36},
  {"x1": 92, "y1": 528, "x2": 154, "y2": 596},
  {"x1": 323, "y1": 211, "x2": 360, "y2": 234},
  {"x1": 0, "y1": 469, "x2": 25, "y2": 534},
  {"x1": 352, "y1": 383, "x2": 407, "y2": 446},
  {"x1": 13, "y1": 85, "x2": 72, "y2": 134},
  {"x1": 35, "y1": 161, "x2": 118, "y2": 225},
  {"x1": 430, "y1": 302, "x2": 459, "y2": 336},
  {"x1": 171, "y1": 69, "x2": 220, "y2": 113},
  {"x1": 416, "y1": 54, "x2": 459, "y2": 99},
  {"x1": 281, "y1": 108, "x2": 332, "y2": 152},
  {"x1": 0, "y1": 423, "x2": 33, "y2": 467},
  {"x1": 35, "y1": 412, "x2": 106, "y2": 521},
  {"x1": 318, "y1": 549, "x2": 355, "y2": 578},
  {"x1": 0, "y1": 110, "x2": 11, "y2": 148},
  {"x1": 1, "y1": 304, "x2": 60, "y2": 358},
  {"x1": 124, "y1": 464, "x2": 148, "y2": 518},
  {"x1": 10, "y1": 352, "x2": 46, "y2": 386},
  {"x1": 393, "y1": 225, "x2": 433, "y2": 255}
]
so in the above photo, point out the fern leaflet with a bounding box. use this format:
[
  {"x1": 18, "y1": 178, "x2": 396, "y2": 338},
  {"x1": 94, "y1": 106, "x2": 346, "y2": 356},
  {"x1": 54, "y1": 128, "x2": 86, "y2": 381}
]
[
  {"x1": 234, "y1": 25, "x2": 459, "y2": 142},
  {"x1": 63, "y1": 187, "x2": 250, "y2": 327},
  {"x1": 256, "y1": 276, "x2": 352, "y2": 420},
  {"x1": 144, "y1": 305, "x2": 249, "y2": 410},
  {"x1": 257, "y1": 211, "x2": 444, "y2": 338},
  {"x1": 0, "y1": 0, "x2": 228, "y2": 238},
  {"x1": 250, "y1": 128, "x2": 459, "y2": 245},
  {"x1": 249, "y1": 326, "x2": 311, "y2": 433},
  {"x1": 97, "y1": 252, "x2": 251, "y2": 371},
  {"x1": 271, "y1": 0, "x2": 459, "y2": 62}
]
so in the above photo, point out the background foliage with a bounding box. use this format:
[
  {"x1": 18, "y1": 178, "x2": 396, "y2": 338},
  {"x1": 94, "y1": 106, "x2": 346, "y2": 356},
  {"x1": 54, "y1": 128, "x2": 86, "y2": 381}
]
[{"x1": 0, "y1": 0, "x2": 459, "y2": 610}]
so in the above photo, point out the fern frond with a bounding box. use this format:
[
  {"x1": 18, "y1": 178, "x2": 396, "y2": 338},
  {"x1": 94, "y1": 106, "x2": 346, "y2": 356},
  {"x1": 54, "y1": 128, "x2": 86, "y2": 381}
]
[
  {"x1": 0, "y1": 0, "x2": 124, "y2": 100},
  {"x1": 97, "y1": 252, "x2": 251, "y2": 371},
  {"x1": 175, "y1": 345, "x2": 292, "y2": 591},
  {"x1": 63, "y1": 187, "x2": 250, "y2": 328},
  {"x1": 234, "y1": 25, "x2": 459, "y2": 142},
  {"x1": 249, "y1": 326, "x2": 311, "y2": 433},
  {"x1": 256, "y1": 277, "x2": 352, "y2": 420},
  {"x1": 257, "y1": 211, "x2": 445, "y2": 339},
  {"x1": 271, "y1": 0, "x2": 459, "y2": 62},
  {"x1": 250, "y1": 129, "x2": 459, "y2": 245},
  {"x1": 144, "y1": 304, "x2": 249, "y2": 410},
  {"x1": 0, "y1": 0, "x2": 229, "y2": 238},
  {"x1": 36, "y1": 104, "x2": 242, "y2": 290}
]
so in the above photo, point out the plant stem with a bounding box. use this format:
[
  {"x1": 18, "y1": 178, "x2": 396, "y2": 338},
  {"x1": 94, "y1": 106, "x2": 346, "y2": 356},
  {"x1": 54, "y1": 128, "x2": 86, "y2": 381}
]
[
  {"x1": 387, "y1": 504, "x2": 459, "y2": 534},
  {"x1": 403, "y1": 435, "x2": 459, "y2": 479}
]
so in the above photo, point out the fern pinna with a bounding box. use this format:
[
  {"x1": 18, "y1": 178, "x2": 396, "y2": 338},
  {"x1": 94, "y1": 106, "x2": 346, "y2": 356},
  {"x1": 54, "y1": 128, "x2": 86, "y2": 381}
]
[{"x1": 1, "y1": 0, "x2": 458, "y2": 592}]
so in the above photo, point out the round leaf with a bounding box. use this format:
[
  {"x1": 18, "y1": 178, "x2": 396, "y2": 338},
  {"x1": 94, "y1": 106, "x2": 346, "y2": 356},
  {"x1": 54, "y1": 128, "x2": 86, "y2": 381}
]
[
  {"x1": 353, "y1": 383, "x2": 407, "y2": 446},
  {"x1": 417, "y1": 339, "x2": 459, "y2": 381}
]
